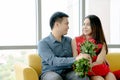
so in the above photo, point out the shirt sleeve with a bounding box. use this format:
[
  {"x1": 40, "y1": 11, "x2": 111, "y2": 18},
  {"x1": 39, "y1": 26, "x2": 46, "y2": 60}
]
[{"x1": 38, "y1": 40, "x2": 75, "y2": 67}]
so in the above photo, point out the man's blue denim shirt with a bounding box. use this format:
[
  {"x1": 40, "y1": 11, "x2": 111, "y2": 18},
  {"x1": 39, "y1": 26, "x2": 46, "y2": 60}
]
[{"x1": 38, "y1": 33, "x2": 75, "y2": 74}]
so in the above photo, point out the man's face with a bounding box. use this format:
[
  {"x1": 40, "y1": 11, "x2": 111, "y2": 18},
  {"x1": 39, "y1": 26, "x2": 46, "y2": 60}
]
[{"x1": 58, "y1": 17, "x2": 69, "y2": 35}]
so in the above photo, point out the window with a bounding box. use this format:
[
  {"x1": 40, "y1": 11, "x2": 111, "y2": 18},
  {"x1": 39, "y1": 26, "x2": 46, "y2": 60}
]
[
  {"x1": 41, "y1": 0, "x2": 81, "y2": 38},
  {"x1": 0, "y1": 0, "x2": 37, "y2": 80},
  {"x1": 0, "y1": 49, "x2": 36, "y2": 80},
  {"x1": 0, "y1": 0, "x2": 36, "y2": 46}
]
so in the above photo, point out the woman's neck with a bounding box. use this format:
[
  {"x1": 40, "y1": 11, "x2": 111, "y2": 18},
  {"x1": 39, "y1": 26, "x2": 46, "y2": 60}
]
[{"x1": 85, "y1": 35, "x2": 92, "y2": 40}]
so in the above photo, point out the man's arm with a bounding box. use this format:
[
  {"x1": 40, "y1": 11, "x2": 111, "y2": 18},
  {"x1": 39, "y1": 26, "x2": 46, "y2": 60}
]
[{"x1": 38, "y1": 40, "x2": 75, "y2": 67}]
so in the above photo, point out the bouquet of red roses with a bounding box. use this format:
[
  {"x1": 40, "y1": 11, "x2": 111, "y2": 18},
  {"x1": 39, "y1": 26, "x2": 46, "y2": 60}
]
[{"x1": 73, "y1": 40, "x2": 98, "y2": 78}]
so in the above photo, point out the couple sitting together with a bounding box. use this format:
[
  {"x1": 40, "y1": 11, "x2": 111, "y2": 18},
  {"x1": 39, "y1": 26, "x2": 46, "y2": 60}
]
[{"x1": 38, "y1": 11, "x2": 116, "y2": 80}]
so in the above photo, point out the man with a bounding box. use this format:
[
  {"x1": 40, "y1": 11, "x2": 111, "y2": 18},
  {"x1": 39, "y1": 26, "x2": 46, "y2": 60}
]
[{"x1": 38, "y1": 12, "x2": 90, "y2": 80}]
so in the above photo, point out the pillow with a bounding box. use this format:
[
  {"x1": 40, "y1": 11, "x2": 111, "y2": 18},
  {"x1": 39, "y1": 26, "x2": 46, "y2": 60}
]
[{"x1": 113, "y1": 70, "x2": 120, "y2": 80}]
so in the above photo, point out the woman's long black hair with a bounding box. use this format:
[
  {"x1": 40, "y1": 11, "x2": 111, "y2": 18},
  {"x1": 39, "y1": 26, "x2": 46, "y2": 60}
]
[{"x1": 85, "y1": 15, "x2": 108, "y2": 54}]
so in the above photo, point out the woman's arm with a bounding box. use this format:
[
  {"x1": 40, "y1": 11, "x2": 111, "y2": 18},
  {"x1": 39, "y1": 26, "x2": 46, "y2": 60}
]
[
  {"x1": 71, "y1": 38, "x2": 78, "y2": 57},
  {"x1": 92, "y1": 43, "x2": 106, "y2": 66}
]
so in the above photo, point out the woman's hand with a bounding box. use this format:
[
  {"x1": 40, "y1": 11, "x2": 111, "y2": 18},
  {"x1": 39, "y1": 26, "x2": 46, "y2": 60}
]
[{"x1": 75, "y1": 53, "x2": 91, "y2": 61}]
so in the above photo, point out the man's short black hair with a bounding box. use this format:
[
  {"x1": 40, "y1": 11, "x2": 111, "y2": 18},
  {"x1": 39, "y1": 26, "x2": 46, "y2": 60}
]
[{"x1": 49, "y1": 12, "x2": 69, "y2": 30}]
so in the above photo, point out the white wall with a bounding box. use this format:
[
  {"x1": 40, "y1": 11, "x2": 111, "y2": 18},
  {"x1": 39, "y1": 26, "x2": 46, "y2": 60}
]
[{"x1": 110, "y1": 0, "x2": 120, "y2": 44}]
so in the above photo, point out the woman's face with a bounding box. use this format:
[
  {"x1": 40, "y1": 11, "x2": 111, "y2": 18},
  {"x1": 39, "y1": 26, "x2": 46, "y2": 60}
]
[{"x1": 82, "y1": 18, "x2": 92, "y2": 37}]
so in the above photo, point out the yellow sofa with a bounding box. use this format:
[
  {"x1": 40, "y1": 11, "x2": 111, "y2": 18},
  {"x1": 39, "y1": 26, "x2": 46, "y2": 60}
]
[
  {"x1": 106, "y1": 53, "x2": 120, "y2": 72},
  {"x1": 14, "y1": 53, "x2": 120, "y2": 80},
  {"x1": 14, "y1": 54, "x2": 42, "y2": 80}
]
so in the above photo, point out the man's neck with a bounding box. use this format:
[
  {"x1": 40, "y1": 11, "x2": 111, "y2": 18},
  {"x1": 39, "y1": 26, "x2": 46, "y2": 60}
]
[{"x1": 52, "y1": 31, "x2": 62, "y2": 42}]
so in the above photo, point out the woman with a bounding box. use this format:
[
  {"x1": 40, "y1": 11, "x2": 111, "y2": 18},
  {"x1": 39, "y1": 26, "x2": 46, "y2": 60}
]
[{"x1": 72, "y1": 15, "x2": 116, "y2": 80}]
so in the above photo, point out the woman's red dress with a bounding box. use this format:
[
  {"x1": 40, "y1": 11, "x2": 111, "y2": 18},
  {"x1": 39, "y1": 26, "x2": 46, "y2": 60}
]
[{"x1": 75, "y1": 36, "x2": 110, "y2": 76}]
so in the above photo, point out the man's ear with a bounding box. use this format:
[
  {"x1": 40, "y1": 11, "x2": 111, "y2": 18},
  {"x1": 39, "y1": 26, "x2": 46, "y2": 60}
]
[{"x1": 54, "y1": 21, "x2": 59, "y2": 28}]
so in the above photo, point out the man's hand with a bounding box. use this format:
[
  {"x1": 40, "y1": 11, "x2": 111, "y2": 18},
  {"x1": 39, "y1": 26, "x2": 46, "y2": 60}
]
[{"x1": 75, "y1": 53, "x2": 91, "y2": 61}]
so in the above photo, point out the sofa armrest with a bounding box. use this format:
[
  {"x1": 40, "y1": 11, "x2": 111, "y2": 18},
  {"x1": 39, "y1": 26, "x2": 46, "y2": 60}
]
[{"x1": 14, "y1": 63, "x2": 39, "y2": 80}]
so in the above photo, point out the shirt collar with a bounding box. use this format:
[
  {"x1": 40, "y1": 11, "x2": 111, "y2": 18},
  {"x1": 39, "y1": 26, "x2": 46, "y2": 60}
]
[{"x1": 49, "y1": 33, "x2": 65, "y2": 43}]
